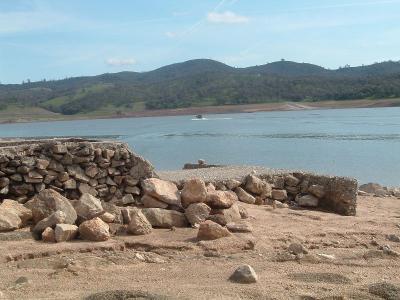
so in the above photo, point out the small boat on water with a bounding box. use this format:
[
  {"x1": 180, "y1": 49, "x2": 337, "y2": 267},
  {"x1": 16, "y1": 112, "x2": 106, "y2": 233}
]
[{"x1": 195, "y1": 114, "x2": 204, "y2": 119}]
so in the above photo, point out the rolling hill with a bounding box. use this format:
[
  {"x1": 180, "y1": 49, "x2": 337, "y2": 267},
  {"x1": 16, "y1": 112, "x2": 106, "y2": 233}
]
[{"x1": 1, "y1": 59, "x2": 400, "y2": 116}]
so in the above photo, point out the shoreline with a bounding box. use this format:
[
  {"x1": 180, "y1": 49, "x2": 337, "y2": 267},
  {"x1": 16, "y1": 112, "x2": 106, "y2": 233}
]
[{"x1": 0, "y1": 98, "x2": 400, "y2": 125}]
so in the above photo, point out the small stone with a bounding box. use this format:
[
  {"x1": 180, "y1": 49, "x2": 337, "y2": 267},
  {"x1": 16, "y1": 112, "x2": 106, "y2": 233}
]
[
  {"x1": 63, "y1": 178, "x2": 77, "y2": 189},
  {"x1": 387, "y1": 234, "x2": 400, "y2": 243},
  {"x1": 181, "y1": 178, "x2": 207, "y2": 208},
  {"x1": 197, "y1": 220, "x2": 231, "y2": 240},
  {"x1": 42, "y1": 227, "x2": 56, "y2": 243},
  {"x1": 369, "y1": 282, "x2": 400, "y2": 300},
  {"x1": 79, "y1": 217, "x2": 110, "y2": 241},
  {"x1": 225, "y1": 179, "x2": 241, "y2": 190},
  {"x1": 99, "y1": 212, "x2": 115, "y2": 223},
  {"x1": 285, "y1": 175, "x2": 300, "y2": 187},
  {"x1": 271, "y1": 189, "x2": 287, "y2": 201},
  {"x1": 124, "y1": 186, "x2": 140, "y2": 195},
  {"x1": 238, "y1": 206, "x2": 249, "y2": 219},
  {"x1": 288, "y1": 243, "x2": 308, "y2": 255},
  {"x1": 54, "y1": 224, "x2": 78, "y2": 242},
  {"x1": 205, "y1": 190, "x2": 237, "y2": 209},
  {"x1": 229, "y1": 265, "x2": 258, "y2": 284},
  {"x1": 185, "y1": 203, "x2": 211, "y2": 226},
  {"x1": 127, "y1": 209, "x2": 152, "y2": 235},
  {"x1": 274, "y1": 200, "x2": 288, "y2": 209},
  {"x1": 235, "y1": 187, "x2": 256, "y2": 204},
  {"x1": 226, "y1": 222, "x2": 253, "y2": 233},
  {"x1": 245, "y1": 175, "x2": 271, "y2": 196},
  {"x1": 57, "y1": 172, "x2": 69, "y2": 182}
]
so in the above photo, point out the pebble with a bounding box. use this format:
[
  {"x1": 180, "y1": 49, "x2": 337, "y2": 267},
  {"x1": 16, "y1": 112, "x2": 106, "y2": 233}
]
[{"x1": 229, "y1": 265, "x2": 258, "y2": 284}]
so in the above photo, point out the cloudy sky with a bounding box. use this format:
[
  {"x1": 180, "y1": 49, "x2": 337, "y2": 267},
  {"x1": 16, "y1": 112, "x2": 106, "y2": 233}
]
[{"x1": 1, "y1": 0, "x2": 399, "y2": 83}]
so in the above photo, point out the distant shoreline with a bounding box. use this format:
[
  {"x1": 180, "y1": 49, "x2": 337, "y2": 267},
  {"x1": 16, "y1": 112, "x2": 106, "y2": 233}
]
[{"x1": 1, "y1": 98, "x2": 400, "y2": 125}]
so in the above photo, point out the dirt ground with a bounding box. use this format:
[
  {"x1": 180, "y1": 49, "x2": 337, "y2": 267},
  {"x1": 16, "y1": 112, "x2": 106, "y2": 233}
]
[{"x1": 0, "y1": 195, "x2": 399, "y2": 300}]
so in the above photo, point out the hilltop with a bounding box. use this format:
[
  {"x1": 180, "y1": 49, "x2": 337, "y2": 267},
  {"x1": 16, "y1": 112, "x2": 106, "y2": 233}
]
[{"x1": 1, "y1": 59, "x2": 400, "y2": 120}]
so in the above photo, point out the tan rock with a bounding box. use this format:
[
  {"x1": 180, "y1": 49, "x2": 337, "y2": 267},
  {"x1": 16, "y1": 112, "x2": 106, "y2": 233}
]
[
  {"x1": 205, "y1": 190, "x2": 237, "y2": 209},
  {"x1": 99, "y1": 212, "x2": 115, "y2": 223},
  {"x1": 296, "y1": 194, "x2": 319, "y2": 207},
  {"x1": 142, "y1": 208, "x2": 188, "y2": 228},
  {"x1": 185, "y1": 203, "x2": 211, "y2": 226},
  {"x1": 308, "y1": 184, "x2": 325, "y2": 198},
  {"x1": 79, "y1": 217, "x2": 110, "y2": 241},
  {"x1": 226, "y1": 222, "x2": 253, "y2": 233},
  {"x1": 285, "y1": 175, "x2": 300, "y2": 187},
  {"x1": 78, "y1": 183, "x2": 98, "y2": 197},
  {"x1": 0, "y1": 208, "x2": 22, "y2": 232},
  {"x1": 235, "y1": 187, "x2": 256, "y2": 204},
  {"x1": 0, "y1": 200, "x2": 32, "y2": 225},
  {"x1": 127, "y1": 209, "x2": 152, "y2": 235},
  {"x1": 197, "y1": 220, "x2": 231, "y2": 240},
  {"x1": 75, "y1": 193, "x2": 103, "y2": 220},
  {"x1": 141, "y1": 194, "x2": 168, "y2": 209},
  {"x1": 141, "y1": 178, "x2": 181, "y2": 206},
  {"x1": 245, "y1": 175, "x2": 267, "y2": 195},
  {"x1": 33, "y1": 210, "x2": 66, "y2": 235},
  {"x1": 225, "y1": 179, "x2": 242, "y2": 190},
  {"x1": 271, "y1": 189, "x2": 288, "y2": 201},
  {"x1": 54, "y1": 224, "x2": 78, "y2": 242},
  {"x1": 42, "y1": 227, "x2": 56, "y2": 242},
  {"x1": 181, "y1": 178, "x2": 207, "y2": 208}
]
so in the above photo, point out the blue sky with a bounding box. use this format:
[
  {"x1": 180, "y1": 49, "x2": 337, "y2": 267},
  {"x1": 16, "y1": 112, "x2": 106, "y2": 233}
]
[{"x1": 1, "y1": 0, "x2": 400, "y2": 84}]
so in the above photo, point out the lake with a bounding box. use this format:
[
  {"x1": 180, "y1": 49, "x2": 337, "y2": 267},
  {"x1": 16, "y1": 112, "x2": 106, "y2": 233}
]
[{"x1": 0, "y1": 107, "x2": 399, "y2": 186}]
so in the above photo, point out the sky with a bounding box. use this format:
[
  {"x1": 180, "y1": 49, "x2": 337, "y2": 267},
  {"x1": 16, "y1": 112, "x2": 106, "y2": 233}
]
[{"x1": 0, "y1": 0, "x2": 400, "y2": 84}]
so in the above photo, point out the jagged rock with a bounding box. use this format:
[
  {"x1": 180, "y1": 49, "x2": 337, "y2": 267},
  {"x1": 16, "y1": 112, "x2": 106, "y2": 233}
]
[
  {"x1": 271, "y1": 189, "x2": 287, "y2": 201},
  {"x1": 238, "y1": 205, "x2": 249, "y2": 219},
  {"x1": 79, "y1": 217, "x2": 110, "y2": 241},
  {"x1": 285, "y1": 175, "x2": 300, "y2": 187},
  {"x1": 141, "y1": 178, "x2": 181, "y2": 206},
  {"x1": 75, "y1": 193, "x2": 103, "y2": 220},
  {"x1": 205, "y1": 190, "x2": 237, "y2": 209},
  {"x1": 127, "y1": 209, "x2": 152, "y2": 235},
  {"x1": 308, "y1": 184, "x2": 325, "y2": 198},
  {"x1": 24, "y1": 189, "x2": 77, "y2": 224},
  {"x1": 225, "y1": 179, "x2": 242, "y2": 190},
  {"x1": 142, "y1": 208, "x2": 188, "y2": 228},
  {"x1": 181, "y1": 178, "x2": 207, "y2": 208},
  {"x1": 288, "y1": 243, "x2": 308, "y2": 255},
  {"x1": 245, "y1": 175, "x2": 270, "y2": 195},
  {"x1": 211, "y1": 203, "x2": 241, "y2": 225},
  {"x1": 296, "y1": 194, "x2": 319, "y2": 207},
  {"x1": 33, "y1": 210, "x2": 66, "y2": 235},
  {"x1": 63, "y1": 178, "x2": 77, "y2": 189},
  {"x1": 226, "y1": 222, "x2": 253, "y2": 233},
  {"x1": 229, "y1": 265, "x2": 258, "y2": 284},
  {"x1": 42, "y1": 227, "x2": 56, "y2": 243},
  {"x1": 78, "y1": 183, "x2": 98, "y2": 197},
  {"x1": 101, "y1": 202, "x2": 123, "y2": 224},
  {"x1": 124, "y1": 186, "x2": 140, "y2": 195},
  {"x1": 0, "y1": 208, "x2": 22, "y2": 232},
  {"x1": 99, "y1": 212, "x2": 115, "y2": 223},
  {"x1": 185, "y1": 203, "x2": 211, "y2": 226},
  {"x1": 36, "y1": 159, "x2": 50, "y2": 170},
  {"x1": 0, "y1": 199, "x2": 32, "y2": 225},
  {"x1": 197, "y1": 220, "x2": 231, "y2": 240},
  {"x1": 141, "y1": 194, "x2": 168, "y2": 209},
  {"x1": 54, "y1": 224, "x2": 78, "y2": 242},
  {"x1": 235, "y1": 187, "x2": 256, "y2": 204}
]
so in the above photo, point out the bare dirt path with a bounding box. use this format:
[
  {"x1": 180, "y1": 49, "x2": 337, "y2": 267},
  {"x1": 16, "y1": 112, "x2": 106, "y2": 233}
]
[{"x1": 0, "y1": 195, "x2": 399, "y2": 299}]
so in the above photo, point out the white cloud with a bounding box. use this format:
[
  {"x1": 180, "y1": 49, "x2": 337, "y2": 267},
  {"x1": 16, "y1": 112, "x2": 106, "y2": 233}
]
[
  {"x1": 165, "y1": 31, "x2": 177, "y2": 38},
  {"x1": 105, "y1": 58, "x2": 136, "y2": 67},
  {"x1": 207, "y1": 11, "x2": 249, "y2": 24}
]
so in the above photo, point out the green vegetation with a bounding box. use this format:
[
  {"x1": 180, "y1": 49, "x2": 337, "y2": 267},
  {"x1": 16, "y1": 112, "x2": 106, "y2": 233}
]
[{"x1": 1, "y1": 59, "x2": 400, "y2": 115}]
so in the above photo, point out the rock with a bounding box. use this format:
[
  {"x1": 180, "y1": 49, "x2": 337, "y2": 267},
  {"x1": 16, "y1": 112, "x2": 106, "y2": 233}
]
[
  {"x1": 33, "y1": 210, "x2": 66, "y2": 235},
  {"x1": 52, "y1": 144, "x2": 67, "y2": 154},
  {"x1": 288, "y1": 243, "x2": 308, "y2": 255},
  {"x1": 42, "y1": 227, "x2": 56, "y2": 243},
  {"x1": 271, "y1": 189, "x2": 288, "y2": 201},
  {"x1": 285, "y1": 175, "x2": 300, "y2": 187},
  {"x1": 185, "y1": 203, "x2": 211, "y2": 226},
  {"x1": 308, "y1": 184, "x2": 325, "y2": 198},
  {"x1": 381, "y1": 245, "x2": 400, "y2": 257},
  {"x1": 99, "y1": 212, "x2": 115, "y2": 223},
  {"x1": 79, "y1": 217, "x2": 110, "y2": 241},
  {"x1": 141, "y1": 178, "x2": 181, "y2": 206},
  {"x1": 369, "y1": 282, "x2": 400, "y2": 300},
  {"x1": 211, "y1": 203, "x2": 242, "y2": 224},
  {"x1": 54, "y1": 224, "x2": 78, "y2": 242},
  {"x1": 387, "y1": 234, "x2": 400, "y2": 243},
  {"x1": 141, "y1": 194, "x2": 168, "y2": 209},
  {"x1": 75, "y1": 193, "x2": 103, "y2": 220},
  {"x1": 238, "y1": 205, "x2": 249, "y2": 219},
  {"x1": 358, "y1": 190, "x2": 368, "y2": 196},
  {"x1": 0, "y1": 200, "x2": 32, "y2": 225},
  {"x1": 181, "y1": 178, "x2": 207, "y2": 208},
  {"x1": 296, "y1": 194, "x2": 319, "y2": 207},
  {"x1": 0, "y1": 177, "x2": 9, "y2": 188},
  {"x1": 359, "y1": 182, "x2": 388, "y2": 196},
  {"x1": 63, "y1": 178, "x2": 77, "y2": 189},
  {"x1": 36, "y1": 159, "x2": 50, "y2": 170},
  {"x1": 24, "y1": 189, "x2": 77, "y2": 224},
  {"x1": 124, "y1": 186, "x2": 140, "y2": 195},
  {"x1": 273, "y1": 200, "x2": 289, "y2": 209},
  {"x1": 0, "y1": 208, "x2": 22, "y2": 232},
  {"x1": 207, "y1": 214, "x2": 228, "y2": 226},
  {"x1": 78, "y1": 183, "x2": 98, "y2": 197},
  {"x1": 245, "y1": 175, "x2": 270, "y2": 195},
  {"x1": 235, "y1": 187, "x2": 256, "y2": 204},
  {"x1": 101, "y1": 202, "x2": 123, "y2": 224},
  {"x1": 226, "y1": 222, "x2": 253, "y2": 233},
  {"x1": 206, "y1": 183, "x2": 216, "y2": 192},
  {"x1": 229, "y1": 265, "x2": 258, "y2": 284},
  {"x1": 225, "y1": 179, "x2": 241, "y2": 190},
  {"x1": 197, "y1": 220, "x2": 231, "y2": 240},
  {"x1": 127, "y1": 209, "x2": 152, "y2": 235},
  {"x1": 142, "y1": 208, "x2": 188, "y2": 228},
  {"x1": 205, "y1": 190, "x2": 237, "y2": 209}
]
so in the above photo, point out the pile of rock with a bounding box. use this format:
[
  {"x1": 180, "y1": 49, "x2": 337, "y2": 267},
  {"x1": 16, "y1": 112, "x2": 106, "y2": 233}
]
[{"x1": 359, "y1": 182, "x2": 400, "y2": 198}]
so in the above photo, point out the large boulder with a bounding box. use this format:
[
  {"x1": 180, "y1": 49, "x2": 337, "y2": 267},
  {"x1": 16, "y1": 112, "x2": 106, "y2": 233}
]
[
  {"x1": 271, "y1": 189, "x2": 288, "y2": 201},
  {"x1": 25, "y1": 189, "x2": 77, "y2": 224},
  {"x1": 197, "y1": 220, "x2": 231, "y2": 240},
  {"x1": 33, "y1": 210, "x2": 66, "y2": 235},
  {"x1": 245, "y1": 175, "x2": 271, "y2": 196},
  {"x1": 127, "y1": 209, "x2": 152, "y2": 235},
  {"x1": 0, "y1": 208, "x2": 22, "y2": 232},
  {"x1": 141, "y1": 178, "x2": 181, "y2": 206},
  {"x1": 210, "y1": 203, "x2": 241, "y2": 225},
  {"x1": 0, "y1": 200, "x2": 32, "y2": 225},
  {"x1": 141, "y1": 208, "x2": 188, "y2": 228},
  {"x1": 75, "y1": 193, "x2": 103, "y2": 220},
  {"x1": 181, "y1": 178, "x2": 207, "y2": 208},
  {"x1": 54, "y1": 224, "x2": 78, "y2": 242},
  {"x1": 235, "y1": 187, "x2": 256, "y2": 204},
  {"x1": 185, "y1": 203, "x2": 211, "y2": 226},
  {"x1": 141, "y1": 194, "x2": 168, "y2": 209},
  {"x1": 205, "y1": 190, "x2": 237, "y2": 209},
  {"x1": 79, "y1": 217, "x2": 110, "y2": 241}
]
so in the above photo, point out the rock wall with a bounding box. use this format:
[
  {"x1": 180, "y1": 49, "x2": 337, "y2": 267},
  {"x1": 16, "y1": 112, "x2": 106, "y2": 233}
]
[{"x1": 0, "y1": 138, "x2": 155, "y2": 204}]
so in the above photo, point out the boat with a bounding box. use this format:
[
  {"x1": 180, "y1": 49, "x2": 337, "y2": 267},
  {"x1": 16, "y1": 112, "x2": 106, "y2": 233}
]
[{"x1": 195, "y1": 114, "x2": 203, "y2": 119}]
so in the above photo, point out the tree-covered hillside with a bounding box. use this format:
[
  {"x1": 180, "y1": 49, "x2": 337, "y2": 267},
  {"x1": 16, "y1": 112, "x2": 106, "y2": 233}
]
[{"x1": 1, "y1": 59, "x2": 400, "y2": 115}]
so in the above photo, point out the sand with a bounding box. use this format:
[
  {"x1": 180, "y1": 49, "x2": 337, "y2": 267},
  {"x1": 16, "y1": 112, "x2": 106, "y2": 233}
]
[{"x1": 0, "y1": 195, "x2": 399, "y2": 299}]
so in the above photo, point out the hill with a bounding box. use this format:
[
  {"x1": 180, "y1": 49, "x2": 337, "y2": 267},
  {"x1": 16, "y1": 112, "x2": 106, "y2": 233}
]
[{"x1": 1, "y1": 59, "x2": 400, "y2": 116}]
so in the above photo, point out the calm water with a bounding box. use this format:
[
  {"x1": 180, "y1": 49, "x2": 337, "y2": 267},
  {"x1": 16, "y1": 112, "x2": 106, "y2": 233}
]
[{"x1": 0, "y1": 107, "x2": 400, "y2": 186}]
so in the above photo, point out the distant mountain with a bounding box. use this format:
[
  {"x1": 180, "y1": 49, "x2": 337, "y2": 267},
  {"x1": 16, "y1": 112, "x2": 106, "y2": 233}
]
[{"x1": 1, "y1": 59, "x2": 400, "y2": 115}]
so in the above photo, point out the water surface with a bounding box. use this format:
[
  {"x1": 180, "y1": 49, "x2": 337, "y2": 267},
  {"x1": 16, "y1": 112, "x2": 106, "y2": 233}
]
[{"x1": 0, "y1": 107, "x2": 399, "y2": 186}]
